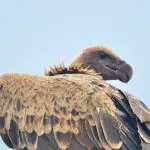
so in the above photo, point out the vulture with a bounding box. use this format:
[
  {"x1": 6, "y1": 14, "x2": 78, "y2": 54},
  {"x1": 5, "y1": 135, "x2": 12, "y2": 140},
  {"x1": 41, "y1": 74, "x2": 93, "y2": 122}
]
[{"x1": 0, "y1": 46, "x2": 150, "y2": 150}]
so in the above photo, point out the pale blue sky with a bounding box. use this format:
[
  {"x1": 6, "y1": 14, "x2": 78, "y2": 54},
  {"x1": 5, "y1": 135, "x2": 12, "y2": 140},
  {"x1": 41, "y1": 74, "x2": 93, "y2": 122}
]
[{"x1": 0, "y1": 0, "x2": 150, "y2": 149}]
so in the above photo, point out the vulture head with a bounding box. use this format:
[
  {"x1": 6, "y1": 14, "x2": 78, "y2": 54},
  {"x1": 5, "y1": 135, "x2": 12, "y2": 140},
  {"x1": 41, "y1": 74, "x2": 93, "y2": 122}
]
[{"x1": 71, "y1": 46, "x2": 133, "y2": 83}]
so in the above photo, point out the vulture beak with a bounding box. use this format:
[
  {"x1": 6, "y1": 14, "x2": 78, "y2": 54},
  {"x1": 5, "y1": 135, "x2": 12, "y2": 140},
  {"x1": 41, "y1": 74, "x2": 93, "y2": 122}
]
[
  {"x1": 111, "y1": 60, "x2": 133, "y2": 83},
  {"x1": 102, "y1": 60, "x2": 133, "y2": 83},
  {"x1": 119, "y1": 62, "x2": 133, "y2": 83}
]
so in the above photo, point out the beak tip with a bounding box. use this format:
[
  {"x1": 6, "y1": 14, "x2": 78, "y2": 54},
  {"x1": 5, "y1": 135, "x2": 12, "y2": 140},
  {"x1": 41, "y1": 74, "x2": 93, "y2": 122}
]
[
  {"x1": 122, "y1": 63, "x2": 133, "y2": 83},
  {"x1": 127, "y1": 65, "x2": 133, "y2": 80}
]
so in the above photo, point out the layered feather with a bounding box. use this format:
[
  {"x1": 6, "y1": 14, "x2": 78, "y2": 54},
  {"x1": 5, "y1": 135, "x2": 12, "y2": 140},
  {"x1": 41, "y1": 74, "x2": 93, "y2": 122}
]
[{"x1": 0, "y1": 69, "x2": 150, "y2": 149}]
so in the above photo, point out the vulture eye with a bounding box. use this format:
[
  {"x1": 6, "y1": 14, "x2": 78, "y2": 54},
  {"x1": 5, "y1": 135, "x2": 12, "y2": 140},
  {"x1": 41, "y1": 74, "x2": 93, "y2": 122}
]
[{"x1": 98, "y1": 52, "x2": 107, "y2": 60}]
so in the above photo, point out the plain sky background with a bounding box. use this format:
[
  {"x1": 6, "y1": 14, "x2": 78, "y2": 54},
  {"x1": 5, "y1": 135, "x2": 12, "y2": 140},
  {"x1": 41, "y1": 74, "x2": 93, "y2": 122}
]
[{"x1": 0, "y1": 0, "x2": 150, "y2": 149}]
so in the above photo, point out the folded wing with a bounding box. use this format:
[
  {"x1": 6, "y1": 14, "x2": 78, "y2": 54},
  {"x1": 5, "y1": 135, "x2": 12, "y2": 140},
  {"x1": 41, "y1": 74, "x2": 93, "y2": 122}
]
[{"x1": 0, "y1": 73, "x2": 149, "y2": 150}]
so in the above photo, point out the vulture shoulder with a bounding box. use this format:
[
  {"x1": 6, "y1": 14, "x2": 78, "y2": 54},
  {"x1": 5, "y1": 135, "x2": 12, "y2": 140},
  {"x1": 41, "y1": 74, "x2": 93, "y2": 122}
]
[{"x1": 0, "y1": 66, "x2": 150, "y2": 150}]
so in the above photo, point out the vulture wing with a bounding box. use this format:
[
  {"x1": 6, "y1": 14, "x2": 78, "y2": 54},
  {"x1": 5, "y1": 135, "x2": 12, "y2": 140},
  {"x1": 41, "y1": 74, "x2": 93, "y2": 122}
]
[
  {"x1": 115, "y1": 90, "x2": 150, "y2": 150},
  {"x1": 0, "y1": 73, "x2": 149, "y2": 150}
]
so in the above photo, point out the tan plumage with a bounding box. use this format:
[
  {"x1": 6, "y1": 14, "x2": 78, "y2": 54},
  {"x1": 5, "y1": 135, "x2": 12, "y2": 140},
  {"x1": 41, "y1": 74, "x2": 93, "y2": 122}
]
[{"x1": 0, "y1": 46, "x2": 150, "y2": 150}]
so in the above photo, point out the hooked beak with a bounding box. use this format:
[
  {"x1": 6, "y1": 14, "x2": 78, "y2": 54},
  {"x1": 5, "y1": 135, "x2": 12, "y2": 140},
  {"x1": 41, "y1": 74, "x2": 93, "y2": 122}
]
[
  {"x1": 102, "y1": 60, "x2": 133, "y2": 83},
  {"x1": 108, "y1": 61, "x2": 133, "y2": 83},
  {"x1": 116, "y1": 62, "x2": 133, "y2": 83}
]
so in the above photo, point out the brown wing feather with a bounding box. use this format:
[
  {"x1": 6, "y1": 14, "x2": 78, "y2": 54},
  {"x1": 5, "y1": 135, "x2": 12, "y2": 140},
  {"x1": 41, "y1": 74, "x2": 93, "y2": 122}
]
[
  {"x1": 112, "y1": 90, "x2": 150, "y2": 149},
  {"x1": 0, "y1": 73, "x2": 115, "y2": 149},
  {"x1": 0, "y1": 73, "x2": 149, "y2": 150},
  {"x1": 125, "y1": 92, "x2": 150, "y2": 148}
]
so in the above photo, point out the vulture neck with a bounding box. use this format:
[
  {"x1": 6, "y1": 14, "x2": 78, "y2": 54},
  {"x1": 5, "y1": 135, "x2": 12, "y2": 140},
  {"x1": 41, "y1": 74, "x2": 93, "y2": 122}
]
[{"x1": 70, "y1": 54, "x2": 89, "y2": 70}]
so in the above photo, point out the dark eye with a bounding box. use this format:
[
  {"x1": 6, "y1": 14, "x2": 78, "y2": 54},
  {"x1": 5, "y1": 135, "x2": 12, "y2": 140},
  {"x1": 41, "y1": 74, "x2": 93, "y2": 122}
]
[{"x1": 99, "y1": 52, "x2": 107, "y2": 60}]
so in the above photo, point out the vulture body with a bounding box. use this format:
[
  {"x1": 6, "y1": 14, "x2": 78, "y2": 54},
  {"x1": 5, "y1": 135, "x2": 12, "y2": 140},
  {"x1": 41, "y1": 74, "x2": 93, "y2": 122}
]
[{"x1": 0, "y1": 46, "x2": 150, "y2": 150}]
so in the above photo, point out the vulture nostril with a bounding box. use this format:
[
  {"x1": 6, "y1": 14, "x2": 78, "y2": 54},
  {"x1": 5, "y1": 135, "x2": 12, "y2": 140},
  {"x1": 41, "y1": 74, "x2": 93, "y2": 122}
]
[{"x1": 117, "y1": 60, "x2": 125, "y2": 65}]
